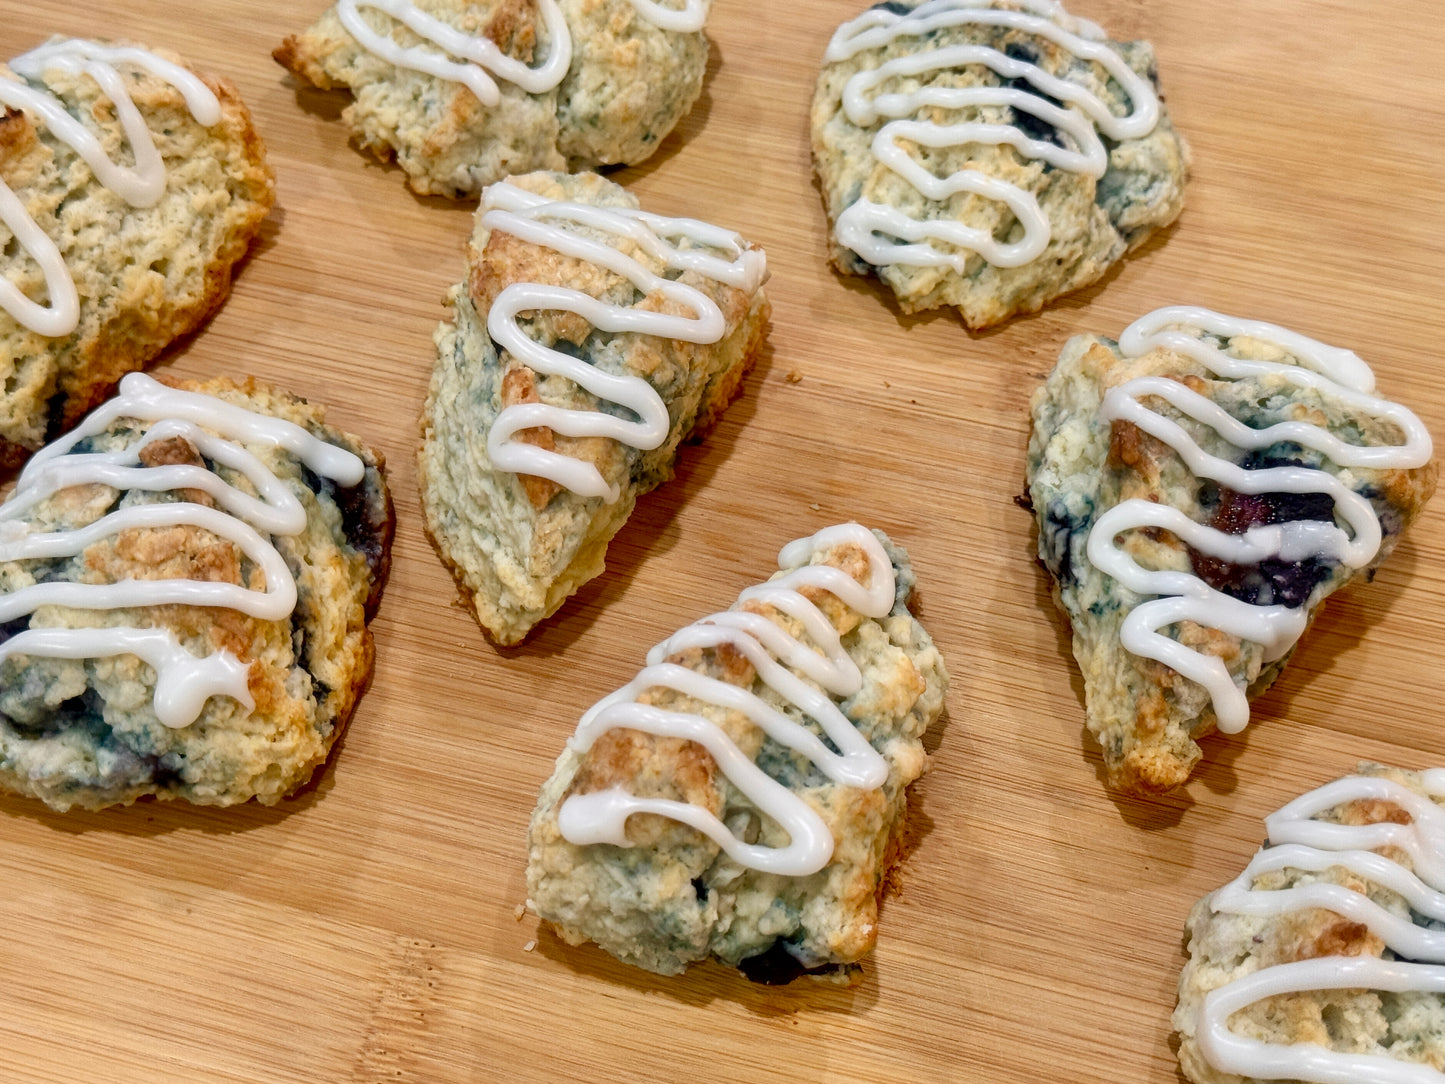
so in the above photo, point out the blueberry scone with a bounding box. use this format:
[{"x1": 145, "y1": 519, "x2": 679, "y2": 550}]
[
  {"x1": 275, "y1": 0, "x2": 709, "y2": 197},
  {"x1": 1176, "y1": 764, "x2": 1445, "y2": 1084},
  {"x1": 0, "y1": 38, "x2": 275, "y2": 471},
  {"x1": 0, "y1": 373, "x2": 393, "y2": 811},
  {"x1": 418, "y1": 170, "x2": 768, "y2": 645},
  {"x1": 811, "y1": 0, "x2": 1187, "y2": 327},
  {"x1": 1027, "y1": 307, "x2": 1436, "y2": 794},
  {"x1": 527, "y1": 523, "x2": 948, "y2": 982}
]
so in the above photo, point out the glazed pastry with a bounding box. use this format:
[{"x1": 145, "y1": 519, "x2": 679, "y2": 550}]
[
  {"x1": 1177, "y1": 764, "x2": 1445, "y2": 1084},
  {"x1": 1027, "y1": 306, "x2": 1436, "y2": 793},
  {"x1": 275, "y1": 0, "x2": 710, "y2": 197},
  {"x1": 0, "y1": 373, "x2": 393, "y2": 811},
  {"x1": 418, "y1": 170, "x2": 768, "y2": 645},
  {"x1": 0, "y1": 38, "x2": 275, "y2": 469},
  {"x1": 527, "y1": 523, "x2": 948, "y2": 981},
  {"x1": 811, "y1": 0, "x2": 1187, "y2": 326}
]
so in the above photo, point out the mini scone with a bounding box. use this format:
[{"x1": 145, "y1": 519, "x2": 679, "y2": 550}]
[
  {"x1": 418, "y1": 170, "x2": 768, "y2": 645},
  {"x1": 1027, "y1": 307, "x2": 1436, "y2": 794},
  {"x1": 811, "y1": 0, "x2": 1187, "y2": 327},
  {"x1": 0, "y1": 38, "x2": 275, "y2": 469},
  {"x1": 0, "y1": 373, "x2": 393, "y2": 811},
  {"x1": 274, "y1": 0, "x2": 709, "y2": 198},
  {"x1": 1176, "y1": 764, "x2": 1445, "y2": 1084},
  {"x1": 527, "y1": 523, "x2": 948, "y2": 982}
]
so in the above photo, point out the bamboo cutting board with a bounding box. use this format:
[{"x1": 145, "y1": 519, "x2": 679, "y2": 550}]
[{"x1": 3, "y1": 2, "x2": 1444, "y2": 1081}]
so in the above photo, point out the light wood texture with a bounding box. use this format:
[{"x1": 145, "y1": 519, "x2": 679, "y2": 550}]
[{"x1": 3, "y1": 2, "x2": 1444, "y2": 1081}]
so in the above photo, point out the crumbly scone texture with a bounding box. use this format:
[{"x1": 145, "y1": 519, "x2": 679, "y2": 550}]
[
  {"x1": 1027, "y1": 336, "x2": 1437, "y2": 794},
  {"x1": 0, "y1": 376, "x2": 394, "y2": 811},
  {"x1": 1175, "y1": 763, "x2": 1445, "y2": 1084},
  {"x1": 0, "y1": 43, "x2": 275, "y2": 469},
  {"x1": 526, "y1": 530, "x2": 948, "y2": 980},
  {"x1": 274, "y1": 0, "x2": 708, "y2": 197},
  {"x1": 810, "y1": 0, "x2": 1188, "y2": 327},
  {"x1": 418, "y1": 170, "x2": 769, "y2": 645}
]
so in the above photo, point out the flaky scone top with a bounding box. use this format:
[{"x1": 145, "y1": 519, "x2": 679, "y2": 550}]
[
  {"x1": 0, "y1": 38, "x2": 274, "y2": 469},
  {"x1": 0, "y1": 373, "x2": 392, "y2": 810},
  {"x1": 1028, "y1": 307, "x2": 1436, "y2": 793},
  {"x1": 419, "y1": 170, "x2": 768, "y2": 644},
  {"x1": 1176, "y1": 764, "x2": 1445, "y2": 1083},
  {"x1": 275, "y1": 0, "x2": 709, "y2": 196},
  {"x1": 528, "y1": 524, "x2": 948, "y2": 981}
]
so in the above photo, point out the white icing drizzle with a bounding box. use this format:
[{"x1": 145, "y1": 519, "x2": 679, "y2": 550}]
[
  {"x1": 822, "y1": 0, "x2": 1159, "y2": 271},
  {"x1": 1198, "y1": 771, "x2": 1445, "y2": 1084},
  {"x1": 0, "y1": 372, "x2": 366, "y2": 729},
  {"x1": 0, "y1": 39, "x2": 222, "y2": 338},
  {"x1": 556, "y1": 523, "x2": 896, "y2": 877},
  {"x1": 479, "y1": 178, "x2": 765, "y2": 502},
  {"x1": 336, "y1": 0, "x2": 707, "y2": 105},
  {"x1": 1085, "y1": 306, "x2": 1432, "y2": 735}
]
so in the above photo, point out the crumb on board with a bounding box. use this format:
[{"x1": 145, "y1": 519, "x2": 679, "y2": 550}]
[
  {"x1": 513, "y1": 903, "x2": 526, "y2": 921},
  {"x1": 784, "y1": 370, "x2": 803, "y2": 384},
  {"x1": 523, "y1": 940, "x2": 537, "y2": 953},
  {"x1": 809, "y1": 503, "x2": 820, "y2": 511}
]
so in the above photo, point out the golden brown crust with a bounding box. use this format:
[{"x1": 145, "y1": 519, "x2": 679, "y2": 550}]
[
  {"x1": 525, "y1": 528, "x2": 949, "y2": 977},
  {"x1": 1030, "y1": 333, "x2": 1438, "y2": 795},
  {"x1": 0, "y1": 374, "x2": 393, "y2": 811},
  {"x1": 0, "y1": 45, "x2": 275, "y2": 469},
  {"x1": 418, "y1": 170, "x2": 770, "y2": 645}
]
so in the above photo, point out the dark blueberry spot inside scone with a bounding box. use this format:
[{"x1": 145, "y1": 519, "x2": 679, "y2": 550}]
[
  {"x1": 43, "y1": 389, "x2": 69, "y2": 443},
  {"x1": 840, "y1": 247, "x2": 881, "y2": 276},
  {"x1": 1000, "y1": 44, "x2": 1065, "y2": 154},
  {"x1": 550, "y1": 337, "x2": 591, "y2": 363},
  {"x1": 149, "y1": 760, "x2": 184, "y2": 790},
  {"x1": 1040, "y1": 497, "x2": 1088, "y2": 586},
  {"x1": 690, "y1": 877, "x2": 709, "y2": 903},
  {"x1": 1003, "y1": 42, "x2": 1040, "y2": 66},
  {"x1": 1189, "y1": 484, "x2": 1337, "y2": 607},
  {"x1": 300, "y1": 461, "x2": 393, "y2": 614}
]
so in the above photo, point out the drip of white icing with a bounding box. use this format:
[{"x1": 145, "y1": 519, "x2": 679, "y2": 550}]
[
  {"x1": 479, "y1": 179, "x2": 765, "y2": 502},
  {"x1": 336, "y1": 0, "x2": 573, "y2": 106},
  {"x1": 336, "y1": 0, "x2": 707, "y2": 105},
  {"x1": 1085, "y1": 306, "x2": 1432, "y2": 734},
  {"x1": 627, "y1": 0, "x2": 708, "y2": 33},
  {"x1": 1198, "y1": 772, "x2": 1445, "y2": 1084},
  {"x1": 822, "y1": 0, "x2": 1158, "y2": 271},
  {"x1": 0, "y1": 39, "x2": 221, "y2": 338},
  {"x1": 555, "y1": 523, "x2": 896, "y2": 877},
  {"x1": 0, "y1": 372, "x2": 366, "y2": 729}
]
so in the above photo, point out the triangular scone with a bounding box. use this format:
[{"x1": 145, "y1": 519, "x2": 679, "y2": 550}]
[
  {"x1": 0, "y1": 38, "x2": 274, "y2": 470},
  {"x1": 1027, "y1": 307, "x2": 1436, "y2": 793},
  {"x1": 419, "y1": 170, "x2": 769, "y2": 645},
  {"x1": 527, "y1": 524, "x2": 948, "y2": 981},
  {"x1": 1175, "y1": 764, "x2": 1445, "y2": 1083}
]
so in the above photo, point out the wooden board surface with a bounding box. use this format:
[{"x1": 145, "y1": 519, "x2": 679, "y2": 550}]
[{"x1": 3, "y1": 2, "x2": 1444, "y2": 1081}]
